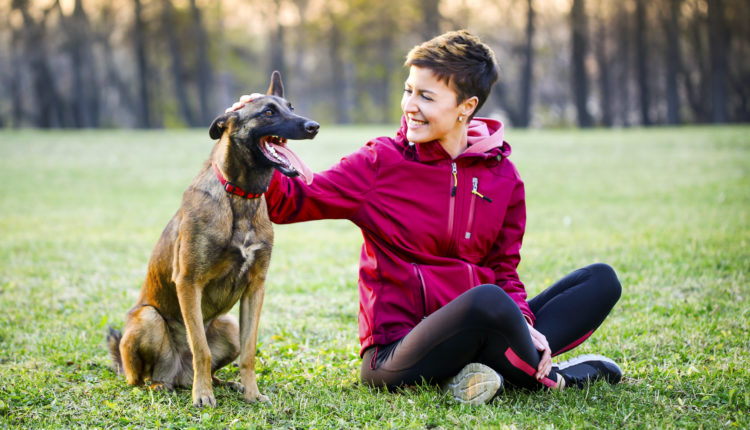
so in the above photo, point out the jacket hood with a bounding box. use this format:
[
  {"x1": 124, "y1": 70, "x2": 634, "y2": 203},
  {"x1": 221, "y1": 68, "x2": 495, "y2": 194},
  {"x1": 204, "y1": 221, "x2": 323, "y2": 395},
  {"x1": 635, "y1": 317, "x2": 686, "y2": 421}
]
[{"x1": 397, "y1": 115, "x2": 511, "y2": 162}]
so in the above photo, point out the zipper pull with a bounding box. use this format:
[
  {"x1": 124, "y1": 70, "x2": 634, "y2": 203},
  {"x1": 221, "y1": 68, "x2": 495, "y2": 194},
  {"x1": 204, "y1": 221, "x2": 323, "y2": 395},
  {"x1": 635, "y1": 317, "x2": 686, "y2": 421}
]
[
  {"x1": 451, "y1": 162, "x2": 457, "y2": 196},
  {"x1": 472, "y1": 177, "x2": 493, "y2": 202}
]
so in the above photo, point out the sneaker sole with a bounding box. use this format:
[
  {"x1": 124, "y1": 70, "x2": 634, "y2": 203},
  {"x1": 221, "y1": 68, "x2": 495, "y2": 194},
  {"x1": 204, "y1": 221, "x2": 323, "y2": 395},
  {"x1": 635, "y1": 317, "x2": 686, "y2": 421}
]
[{"x1": 442, "y1": 363, "x2": 503, "y2": 405}]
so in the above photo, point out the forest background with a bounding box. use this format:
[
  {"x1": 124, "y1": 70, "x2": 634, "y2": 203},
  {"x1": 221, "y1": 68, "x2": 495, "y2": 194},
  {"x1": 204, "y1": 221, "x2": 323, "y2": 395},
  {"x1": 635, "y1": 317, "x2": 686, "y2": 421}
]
[{"x1": 3, "y1": 0, "x2": 749, "y2": 129}]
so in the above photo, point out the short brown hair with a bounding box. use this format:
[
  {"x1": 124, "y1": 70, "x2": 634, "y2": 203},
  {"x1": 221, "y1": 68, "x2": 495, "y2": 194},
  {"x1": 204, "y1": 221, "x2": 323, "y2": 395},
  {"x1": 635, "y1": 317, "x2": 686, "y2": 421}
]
[{"x1": 405, "y1": 30, "x2": 499, "y2": 118}]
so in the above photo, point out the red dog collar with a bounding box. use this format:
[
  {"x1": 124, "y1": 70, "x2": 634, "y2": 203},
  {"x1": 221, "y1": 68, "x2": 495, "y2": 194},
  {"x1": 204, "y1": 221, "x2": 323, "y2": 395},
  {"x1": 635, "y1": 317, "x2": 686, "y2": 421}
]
[{"x1": 212, "y1": 163, "x2": 265, "y2": 199}]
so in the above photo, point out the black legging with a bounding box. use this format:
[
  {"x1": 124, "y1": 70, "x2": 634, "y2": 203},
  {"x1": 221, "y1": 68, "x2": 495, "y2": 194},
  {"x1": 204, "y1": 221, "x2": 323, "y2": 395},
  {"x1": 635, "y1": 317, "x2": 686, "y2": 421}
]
[{"x1": 361, "y1": 263, "x2": 622, "y2": 390}]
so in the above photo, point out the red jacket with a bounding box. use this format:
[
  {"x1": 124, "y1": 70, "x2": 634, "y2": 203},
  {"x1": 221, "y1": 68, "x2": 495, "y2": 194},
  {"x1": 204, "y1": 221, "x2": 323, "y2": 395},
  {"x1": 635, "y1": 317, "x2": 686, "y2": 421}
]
[{"x1": 266, "y1": 116, "x2": 531, "y2": 355}]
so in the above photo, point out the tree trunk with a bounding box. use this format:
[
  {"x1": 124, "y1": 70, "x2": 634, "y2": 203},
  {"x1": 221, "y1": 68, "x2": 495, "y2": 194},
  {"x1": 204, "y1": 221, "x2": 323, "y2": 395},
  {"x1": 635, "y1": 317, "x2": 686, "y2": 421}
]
[
  {"x1": 615, "y1": 3, "x2": 631, "y2": 127},
  {"x1": 189, "y1": 0, "x2": 214, "y2": 125},
  {"x1": 595, "y1": 17, "x2": 612, "y2": 127},
  {"x1": 635, "y1": 0, "x2": 651, "y2": 125},
  {"x1": 269, "y1": 1, "x2": 287, "y2": 83},
  {"x1": 665, "y1": 0, "x2": 682, "y2": 125},
  {"x1": 517, "y1": 0, "x2": 535, "y2": 128},
  {"x1": 97, "y1": 2, "x2": 136, "y2": 125},
  {"x1": 162, "y1": 0, "x2": 197, "y2": 127},
  {"x1": 14, "y1": 2, "x2": 66, "y2": 127},
  {"x1": 133, "y1": 0, "x2": 152, "y2": 128},
  {"x1": 420, "y1": 0, "x2": 441, "y2": 40},
  {"x1": 58, "y1": 0, "x2": 100, "y2": 128},
  {"x1": 571, "y1": 0, "x2": 592, "y2": 127},
  {"x1": 9, "y1": 24, "x2": 24, "y2": 127},
  {"x1": 682, "y1": 10, "x2": 710, "y2": 123},
  {"x1": 707, "y1": 0, "x2": 729, "y2": 123},
  {"x1": 329, "y1": 16, "x2": 350, "y2": 124}
]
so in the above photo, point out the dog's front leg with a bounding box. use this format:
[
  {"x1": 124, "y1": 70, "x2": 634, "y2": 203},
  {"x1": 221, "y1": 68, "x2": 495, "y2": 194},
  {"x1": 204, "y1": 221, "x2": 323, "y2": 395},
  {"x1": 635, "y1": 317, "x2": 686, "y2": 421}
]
[
  {"x1": 238, "y1": 283, "x2": 269, "y2": 403},
  {"x1": 175, "y1": 280, "x2": 216, "y2": 408}
]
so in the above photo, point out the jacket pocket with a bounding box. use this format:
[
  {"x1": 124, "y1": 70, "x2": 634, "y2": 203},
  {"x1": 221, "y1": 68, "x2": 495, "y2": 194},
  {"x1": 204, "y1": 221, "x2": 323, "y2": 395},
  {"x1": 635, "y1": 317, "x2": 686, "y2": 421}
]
[{"x1": 412, "y1": 263, "x2": 478, "y2": 316}]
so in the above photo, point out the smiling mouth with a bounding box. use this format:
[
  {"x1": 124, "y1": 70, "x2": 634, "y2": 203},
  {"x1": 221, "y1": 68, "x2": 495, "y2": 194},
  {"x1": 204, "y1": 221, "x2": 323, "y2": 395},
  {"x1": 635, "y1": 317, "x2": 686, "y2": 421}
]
[{"x1": 407, "y1": 117, "x2": 428, "y2": 128}]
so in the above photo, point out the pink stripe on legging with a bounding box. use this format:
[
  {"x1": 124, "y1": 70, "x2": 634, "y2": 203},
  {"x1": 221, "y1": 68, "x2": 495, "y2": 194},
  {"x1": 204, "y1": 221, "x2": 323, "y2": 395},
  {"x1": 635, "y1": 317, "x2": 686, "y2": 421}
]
[
  {"x1": 553, "y1": 329, "x2": 594, "y2": 357},
  {"x1": 504, "y1": 347, "x2": 556, "y2": 388}
]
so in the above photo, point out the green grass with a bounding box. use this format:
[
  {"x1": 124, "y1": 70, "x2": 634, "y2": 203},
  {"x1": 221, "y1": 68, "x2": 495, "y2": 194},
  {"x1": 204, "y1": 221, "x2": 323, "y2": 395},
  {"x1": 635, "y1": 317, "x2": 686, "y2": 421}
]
[{"x1": 0, "y1": 125, "x2": 748, "y2": 428}]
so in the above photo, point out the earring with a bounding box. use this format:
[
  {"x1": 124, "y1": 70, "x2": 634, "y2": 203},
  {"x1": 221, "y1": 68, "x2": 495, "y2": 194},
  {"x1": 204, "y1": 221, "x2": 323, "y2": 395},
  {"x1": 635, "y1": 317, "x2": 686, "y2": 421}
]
[{"x1": 458, "y1": 115, "x2": 464, "y2": 123}]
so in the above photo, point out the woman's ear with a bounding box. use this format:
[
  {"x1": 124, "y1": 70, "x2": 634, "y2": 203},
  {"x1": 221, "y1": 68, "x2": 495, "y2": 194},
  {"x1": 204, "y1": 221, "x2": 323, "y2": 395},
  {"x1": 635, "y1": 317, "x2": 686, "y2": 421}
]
[{"x1": 461, "y1": 96, "x2": 479, "y2": 118}]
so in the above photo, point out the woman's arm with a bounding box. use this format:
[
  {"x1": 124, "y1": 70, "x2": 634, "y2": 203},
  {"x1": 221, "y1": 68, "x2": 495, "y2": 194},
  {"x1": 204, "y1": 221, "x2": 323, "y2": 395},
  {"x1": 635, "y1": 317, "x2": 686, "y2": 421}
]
[{"x1": 265, "y1": 143, "x2": 379, "y2": 224}]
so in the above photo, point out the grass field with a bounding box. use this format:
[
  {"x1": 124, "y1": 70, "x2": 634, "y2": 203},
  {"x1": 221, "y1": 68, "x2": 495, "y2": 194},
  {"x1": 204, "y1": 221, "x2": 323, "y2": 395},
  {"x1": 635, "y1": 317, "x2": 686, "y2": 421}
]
[{"x1": 0, "y1": 125, "x2": 748, "y2": 428}]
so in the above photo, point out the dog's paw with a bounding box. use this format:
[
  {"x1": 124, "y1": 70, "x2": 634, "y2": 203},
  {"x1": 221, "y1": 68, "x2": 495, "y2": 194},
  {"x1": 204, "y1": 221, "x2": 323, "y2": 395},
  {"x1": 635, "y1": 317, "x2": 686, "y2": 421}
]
[
  {"x1": 225, "y1": 381, "x2": 245, "y2": 393},
  {"x1": 212, "y1": 376, "x2": 245, "y2": 393},
  {"x1": 243, "y1": 391, "x2": 270, "y2": 404},
  {"x1": 192, "y1": 387, "x2": 217, "y2": 408}
]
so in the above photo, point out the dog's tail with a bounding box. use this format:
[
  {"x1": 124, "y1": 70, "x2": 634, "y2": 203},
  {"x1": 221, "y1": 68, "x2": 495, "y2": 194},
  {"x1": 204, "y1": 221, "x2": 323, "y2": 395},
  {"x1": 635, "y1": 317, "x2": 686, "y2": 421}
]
[{"x1": 107, "y1": 326, "x2": 124, "y2": 375}]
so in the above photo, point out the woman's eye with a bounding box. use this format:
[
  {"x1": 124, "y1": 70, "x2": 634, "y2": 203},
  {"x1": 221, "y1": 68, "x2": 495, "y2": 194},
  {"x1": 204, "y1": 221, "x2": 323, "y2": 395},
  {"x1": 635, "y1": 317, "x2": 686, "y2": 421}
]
[
  {"x1": 404, "y1": 88, "x2": 412, "y2": 94},
  {"x1": 421, "y1": 94, "x2": 433, "y2": 101}
]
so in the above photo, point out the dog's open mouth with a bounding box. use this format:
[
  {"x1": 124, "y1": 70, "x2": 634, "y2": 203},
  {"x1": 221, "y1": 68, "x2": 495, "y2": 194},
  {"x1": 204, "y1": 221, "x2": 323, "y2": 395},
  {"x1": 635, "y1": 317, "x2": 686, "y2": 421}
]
[{"x1": 259, "y1": 135, "x2": 314, "y2": 185}]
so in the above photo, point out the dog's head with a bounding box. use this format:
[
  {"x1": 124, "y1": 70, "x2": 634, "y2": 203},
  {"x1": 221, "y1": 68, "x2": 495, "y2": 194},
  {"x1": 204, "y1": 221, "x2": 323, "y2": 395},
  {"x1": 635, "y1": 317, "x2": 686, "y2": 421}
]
[{"x1": 209, "y1": 71, "x2": 319, "y2": 184}]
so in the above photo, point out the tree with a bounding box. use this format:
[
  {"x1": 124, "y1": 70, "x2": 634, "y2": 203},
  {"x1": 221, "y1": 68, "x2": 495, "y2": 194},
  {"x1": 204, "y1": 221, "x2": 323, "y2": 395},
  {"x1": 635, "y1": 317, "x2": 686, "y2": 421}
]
[
  {"x1": 615, "y1": 2, "x2": 632, "y2": 126},
  {"x1": 11, "y1": 0, "x2": 67, "y2": 127},
  {"x1": 518, "y1": 0, "x2": 535, "y2": 128},
  {"x1": 635, "y1": 0, "x2": 651, "y2": 125},
  {"x1": 421, "y1": 0, "x2": 441, "y2": 40},
  {"x1": 595, "y1": 16, "x2": 612, "y2": 127},
  {"x1": 56, "y1": 0, "x2": 100, "y2": 128},
  {"x1": 268, "y1": 0, "x2": 287, "y2": 85},
  {"x1": 161, "y1": 0, "x2": 197, "y2": 127},
  {"x1": 571, "y1": 0, "x2": 592, "y2": 127},
  {"x1": 329, "y1": 12, "x2": 351, "y2": 124},
  {"x1": 189, "y1": 0, "x2": 214, "y2": 125},
  {"x1": 133, "y1": 0, "x2": 152, "y2": 128},
  {"x1": 708, "y1": 0, "x2": 729, "y2": 123},
  {"x1": 664, "y1": 0, "x2": 682, "y2": 125}
]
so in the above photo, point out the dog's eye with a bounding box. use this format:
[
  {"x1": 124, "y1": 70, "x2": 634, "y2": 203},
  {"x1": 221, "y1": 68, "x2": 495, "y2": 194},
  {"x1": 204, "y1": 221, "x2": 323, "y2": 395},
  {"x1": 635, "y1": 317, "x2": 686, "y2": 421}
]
[{"x1": 265, "y1": 109, "x2": 274, "y2": 116}]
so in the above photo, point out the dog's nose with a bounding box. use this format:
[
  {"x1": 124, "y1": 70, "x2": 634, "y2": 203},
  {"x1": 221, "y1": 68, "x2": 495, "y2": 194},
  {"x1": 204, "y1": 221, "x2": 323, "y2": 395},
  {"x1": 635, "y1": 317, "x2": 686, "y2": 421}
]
[{"x1": 305, "y1": 121, "x2": 320, "y2": 134}]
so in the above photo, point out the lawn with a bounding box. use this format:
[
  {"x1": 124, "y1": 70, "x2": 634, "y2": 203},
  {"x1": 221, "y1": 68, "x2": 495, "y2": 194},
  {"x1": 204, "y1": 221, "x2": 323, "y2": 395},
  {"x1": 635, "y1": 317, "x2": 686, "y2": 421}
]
[{"x1": 0, "y1": 125, "x2": 748, "y2": 428}]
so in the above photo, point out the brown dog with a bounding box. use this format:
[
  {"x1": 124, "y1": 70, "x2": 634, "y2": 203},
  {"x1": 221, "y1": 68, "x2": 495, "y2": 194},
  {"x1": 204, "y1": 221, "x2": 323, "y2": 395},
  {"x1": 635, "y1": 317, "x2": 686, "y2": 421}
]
[{"x1": 107, "y1": 72, "x2": 318, "y2": 407}]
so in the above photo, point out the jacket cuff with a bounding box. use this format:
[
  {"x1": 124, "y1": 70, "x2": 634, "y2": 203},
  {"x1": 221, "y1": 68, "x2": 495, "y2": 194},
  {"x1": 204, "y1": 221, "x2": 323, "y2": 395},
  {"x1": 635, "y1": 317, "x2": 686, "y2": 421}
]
[{"x1": 523, "y1": 312, "x2": 535, "y2": 326}]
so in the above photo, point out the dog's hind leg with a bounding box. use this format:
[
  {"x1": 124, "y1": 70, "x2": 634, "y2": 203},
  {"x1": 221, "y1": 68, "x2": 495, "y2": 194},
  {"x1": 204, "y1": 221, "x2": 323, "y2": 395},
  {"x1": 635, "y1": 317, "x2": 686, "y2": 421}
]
[
  {"x1": 206, "y1": 314, "x2": 243, "y2": 392},
  {"x1": 119, "y1": 305, "x2": 180, "y2": 390}
]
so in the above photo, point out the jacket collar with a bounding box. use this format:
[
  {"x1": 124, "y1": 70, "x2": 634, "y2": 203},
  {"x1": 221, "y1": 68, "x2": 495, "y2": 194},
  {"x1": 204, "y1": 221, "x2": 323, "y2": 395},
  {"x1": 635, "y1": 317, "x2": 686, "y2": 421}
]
[{"x1": 397, "y1": 115, "x2": 511, "y2": 163}]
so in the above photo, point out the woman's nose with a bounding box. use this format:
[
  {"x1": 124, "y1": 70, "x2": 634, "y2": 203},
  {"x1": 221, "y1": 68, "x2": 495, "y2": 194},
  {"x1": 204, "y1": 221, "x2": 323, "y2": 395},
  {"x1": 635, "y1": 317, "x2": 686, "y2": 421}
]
[{"x1": 402, "y1": 94, "x2": 417, "y2": 113}]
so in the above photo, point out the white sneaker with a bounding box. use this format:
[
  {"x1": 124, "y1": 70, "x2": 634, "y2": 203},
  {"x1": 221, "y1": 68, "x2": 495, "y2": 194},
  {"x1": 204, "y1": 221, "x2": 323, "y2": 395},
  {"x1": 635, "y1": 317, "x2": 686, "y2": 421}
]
[{"x1": 441, "y1": 362, "x2": 503, "y2": 405}]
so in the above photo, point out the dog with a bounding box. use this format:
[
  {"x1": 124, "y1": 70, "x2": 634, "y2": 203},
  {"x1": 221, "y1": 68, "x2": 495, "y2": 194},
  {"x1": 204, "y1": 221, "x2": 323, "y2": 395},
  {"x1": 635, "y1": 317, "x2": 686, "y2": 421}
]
[{"x1": 107, "y1": 71, "x2": 319, "y2": 408}]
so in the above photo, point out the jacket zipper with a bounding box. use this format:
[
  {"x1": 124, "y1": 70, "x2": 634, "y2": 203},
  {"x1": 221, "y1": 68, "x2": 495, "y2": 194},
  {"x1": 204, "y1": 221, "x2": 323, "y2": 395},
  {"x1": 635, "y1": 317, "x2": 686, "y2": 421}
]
[
  {"x1": 412, "y1": 263, "x2": 428, "y2": 318},
  {"x1": 465, "y1": 178, "x2": 478, "y2": 239},
  {"x1": 446, "y1": 161, "x2": 458, "y2": 248}
]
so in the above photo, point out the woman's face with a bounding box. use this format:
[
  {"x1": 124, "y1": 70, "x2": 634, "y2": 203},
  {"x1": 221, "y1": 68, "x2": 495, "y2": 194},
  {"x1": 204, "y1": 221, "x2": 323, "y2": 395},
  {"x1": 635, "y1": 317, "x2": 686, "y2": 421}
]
[{"x1": 401, "y1": 66, "x2": 474, "y2": 148}]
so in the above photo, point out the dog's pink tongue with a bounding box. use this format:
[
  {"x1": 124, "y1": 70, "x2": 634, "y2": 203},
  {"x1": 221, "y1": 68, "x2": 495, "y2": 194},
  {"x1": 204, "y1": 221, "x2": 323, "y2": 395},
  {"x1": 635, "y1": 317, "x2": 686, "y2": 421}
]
[{"x1": 273, "y1": 144, "x2": 314, "y2": 185}]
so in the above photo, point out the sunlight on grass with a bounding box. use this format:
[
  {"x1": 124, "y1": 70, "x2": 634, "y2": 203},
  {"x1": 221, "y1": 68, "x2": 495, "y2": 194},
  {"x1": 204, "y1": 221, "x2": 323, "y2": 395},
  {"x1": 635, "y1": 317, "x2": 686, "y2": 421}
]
[{"x1": 0, "y1": 125, "x2": 748, "y2": 427}]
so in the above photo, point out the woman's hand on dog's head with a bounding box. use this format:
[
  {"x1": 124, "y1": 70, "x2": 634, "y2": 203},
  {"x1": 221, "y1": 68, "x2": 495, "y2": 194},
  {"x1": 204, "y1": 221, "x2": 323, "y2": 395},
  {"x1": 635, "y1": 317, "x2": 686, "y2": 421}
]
[{"x1": 226, "y1": 93, "x2": 265, "y2": 113}]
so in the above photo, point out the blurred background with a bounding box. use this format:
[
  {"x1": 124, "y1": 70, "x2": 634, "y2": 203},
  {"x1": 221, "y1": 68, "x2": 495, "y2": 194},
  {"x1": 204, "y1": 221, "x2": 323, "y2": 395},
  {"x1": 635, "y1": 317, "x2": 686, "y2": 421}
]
[{"x1": 2, "y1": 0, "x2": 749, "y2": 129}]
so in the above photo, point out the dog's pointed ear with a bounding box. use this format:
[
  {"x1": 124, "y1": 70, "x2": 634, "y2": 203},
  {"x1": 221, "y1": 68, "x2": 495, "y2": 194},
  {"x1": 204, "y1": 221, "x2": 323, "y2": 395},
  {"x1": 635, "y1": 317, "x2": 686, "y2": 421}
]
[
  {"x1": 209, "y1": 112, "x2": 238, "y2": 140},
  {"x1": 267, "y1": 71, "x2": 284, "y2": 98}
]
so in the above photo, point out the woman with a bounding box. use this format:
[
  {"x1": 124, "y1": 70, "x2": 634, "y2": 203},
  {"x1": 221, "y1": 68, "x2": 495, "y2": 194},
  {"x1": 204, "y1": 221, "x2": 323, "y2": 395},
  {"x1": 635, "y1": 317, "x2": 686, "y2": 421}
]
[{"x1": 231, "y1": 30, "x2": 622, "y2": 404}]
